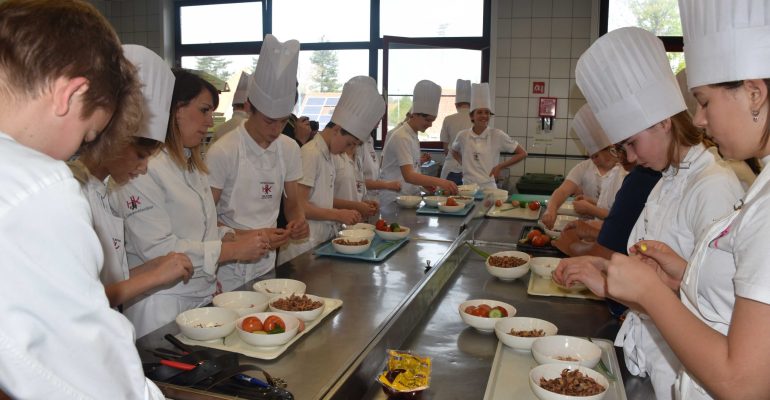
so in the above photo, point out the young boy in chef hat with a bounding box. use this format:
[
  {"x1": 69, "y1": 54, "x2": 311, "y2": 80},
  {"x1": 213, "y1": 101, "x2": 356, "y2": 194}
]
[
  {"x1": 207, "y1": 34, "x2": 309, "y2": 289},
  {"x1": 212, "y1": 71, "x2": 251, "y2": 143},
  {"x1": 449, "y1": 82, "x2": 527, "y2": 191},
  {"x1": 380, "y1": 80, "x2": 459, "y2": 206},
  {"x1": 557, "y1": 26, "x2": 743, "y2": 400},
  {"x1": 0, "y1": 1, "x2": 166, "y2": 398},
  {"x1": 440, "y1": 79, "x2": 473, "y2": 184},
  {"x1": 541, "y1": 103, "x2": 623, "y2": 229},
  {"x1": 278, "y1": 75, "x2": 386, "y2": 263},
  {"x1": 70, "y1": 45, "x2": 195, "y2": 308},
  {"x1": 601, "y1": 0, "x2": 770, "y2": 398}
]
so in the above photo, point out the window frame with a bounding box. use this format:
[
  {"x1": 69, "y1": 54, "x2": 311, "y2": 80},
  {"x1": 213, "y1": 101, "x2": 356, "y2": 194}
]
[
  {"x1": 173, "y1": 0, "x2": 491, "y2": 148},
  {"x1": 599, "y1": 0, "x2": 683, "y2": 51}
]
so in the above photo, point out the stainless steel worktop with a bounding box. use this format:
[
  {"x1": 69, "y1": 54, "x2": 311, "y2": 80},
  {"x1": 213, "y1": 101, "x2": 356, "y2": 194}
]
[{"x1": 137, "y1": 200, "x2": 654, "y2": 399}]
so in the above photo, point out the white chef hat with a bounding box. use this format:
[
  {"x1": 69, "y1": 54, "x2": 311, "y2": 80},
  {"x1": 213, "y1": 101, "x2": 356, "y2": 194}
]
[
  {"x1": 331, "y1": 75, "x2": 385, "y2": 142},
  {"x1": 248, "y1": 34, "x2": 300, "y2": 119},
  {"x1": 470, "y1": 82, "x2": 494, "y2": 114},
  {"x1": 122, "y1": 44, "x2": 175, "y2": 142},
  {"x1": 572, "y1": 104, "x2": 612, "y2": 155},
  {"x1": 456, "y1": 79, "x2": 471, "y2": 104},
  {"x1": 412, "y1": 80, "x2": 441, "y2": 116},
  {"x1": 232, "y1": 71, "x2": 250, "y2": 106},
  {"x1": 680, "y1": 0, "x2": 770, "y2": 89},
  {"x1": 675, "y1": 69, "x2": 698, "y2": 117},
  {"x1": 575, "y1": 27, "x2": 686, "y2": 144}
]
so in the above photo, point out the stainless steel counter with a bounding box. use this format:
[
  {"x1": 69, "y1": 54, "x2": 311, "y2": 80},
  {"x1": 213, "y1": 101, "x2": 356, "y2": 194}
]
[{"x1": 137, "y1": 201, "x2": 654, "y2": 400}]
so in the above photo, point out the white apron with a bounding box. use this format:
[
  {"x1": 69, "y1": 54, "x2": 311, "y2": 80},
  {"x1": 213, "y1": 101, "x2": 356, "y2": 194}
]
[
  {"x1": 217, "y1": 132, "x2": 285, "y2": 292},
  {"x1": 92, "y1": 181, "x2": 129, "y2": 287},
  {"x1": 335, "y1": 153, "x2": 366, "y2": 202},
  {"x1": 379, "y1": 126, "x2": 421, "y2": 206},
  {"x1": 463, "y1": 130, "x2": 497, "y2": 190}
]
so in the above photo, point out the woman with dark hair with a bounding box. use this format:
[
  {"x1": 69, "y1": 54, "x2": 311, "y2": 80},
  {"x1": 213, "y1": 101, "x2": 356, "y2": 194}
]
[{"x1": 112, "y1": 68, "x2": 270, "y2": 337}]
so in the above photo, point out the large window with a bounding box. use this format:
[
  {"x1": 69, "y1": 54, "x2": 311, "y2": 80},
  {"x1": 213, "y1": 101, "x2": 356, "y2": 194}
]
[{"x1": 174, "y1": 0, "x2": 491, "y2": 146}]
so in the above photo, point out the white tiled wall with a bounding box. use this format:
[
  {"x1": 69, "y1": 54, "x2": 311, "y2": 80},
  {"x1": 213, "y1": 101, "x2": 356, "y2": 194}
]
[
  {"x1": 491, "y1": 0, "x2": 599, "y2": 191},
  {"x1": 87, "y1": 0, "x2": 169, "y2": 60}
]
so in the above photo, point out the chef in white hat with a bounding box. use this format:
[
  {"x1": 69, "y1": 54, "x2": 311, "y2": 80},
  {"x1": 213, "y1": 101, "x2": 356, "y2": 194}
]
[
  {"x1": 449, "y1": 82, "x2": 527, "y2": 191},
  {"x1": 69, "y1": 44, "x2": 193, "y2": 309},
  {"x1": 278, "y1": 75, "x2": 385, "y2": 264},
  {"x1": 558, "y1": 26, "x2": 743, "y2": 400},
  {"x1": 439, "y1": 79, "x2": 473, "y2": 184},
  {"x1": 602, "y1": 1, "x2": 770, "y2": 398},
  {"x1": 207, "y1": 34, "x2": 309, "y2": 291},
  {"x1": 212, "y1": 71, "x2": 251, "y2": 142},
  {"x1": 379, "y1": 80, "x2": 458, "y2": 206}
]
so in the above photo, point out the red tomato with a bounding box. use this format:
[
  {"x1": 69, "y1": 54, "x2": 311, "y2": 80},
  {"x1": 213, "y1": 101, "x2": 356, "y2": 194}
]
[
  {"x1": 495, "y1": 199, "x2": 503, "y2": 207},
  {"x1": 263, "y1": 315, "x2": 286, "y2": 332},
  {"x1": 446, "y1": 197, "x2": 459, "y2": 206},
  {"x1": 532, "y1": 235, "x2": 551, "y2": 247},
  {"x1": 527, "y1": 230, "x2": 542, "y2": 241},
  {"x1": 241, "y1": 316, "x2": 263, "y2": 333},
  {"x1": 492, "y1": 306, "x2": 508, "y2": 317},
  {"x1": 476, "y1": 304, "x2": 492, "y2": 317},
  {"x1": 464, "y1": 305, "x2": 477, "y2": 314},
  {"x1": 375, "y1": 219, "x2": 388, "y2": 231},
  {"x1": 528, "y1": 201, "x2": 541, "y2": 211}
]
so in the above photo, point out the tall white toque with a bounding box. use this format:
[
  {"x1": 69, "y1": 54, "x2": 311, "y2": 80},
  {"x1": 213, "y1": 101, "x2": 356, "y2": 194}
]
[
  {"x1": 248, "y1": 34, "x2": 300, "y2": 118},
  {"x1": 680, "y1": 0, "x2": 770, "y2": 89},
  {"x1": 575, "y1": 27, "x2": 686, "y2": 144},
  {"x1": 331, "y1": 76, "x2": 386, "y2": 142},
  {"x1": 122, "y1": 44, "x2": 175, "y2": 142},
  {"x1": 572, "y1": 103, "x2": 612, "y2": 156},
  {"x1": 470, "y1": 82, "x2": 494, "y2": 114},
  {"x1": 456, "y1": 79, "x2": 471, "y2": 104},
  {"x1": 232, "y1": 71, "x2": 250, "y2": 106},
  {"x1": 412, "y1": 80, "x2": 442, "y2": 116}
]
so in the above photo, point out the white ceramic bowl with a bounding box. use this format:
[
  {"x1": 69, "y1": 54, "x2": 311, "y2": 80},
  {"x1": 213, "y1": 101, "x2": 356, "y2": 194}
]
[
  {"x1": 531, "y1": 335, "x2": 602, "y2": 368},
  {"x1": 457, "y1": 184, "x2": 479, "y2": 197},
  {"x1": 423, "y1": 195, "x2": 447, "y2": 207},
  {"x1": 538, "y1": 215, "x2": 579, "y2": 238},
  {"x1": 438, "y1": 201, "x2": 465, "y2": 213},
  {"x1": 529, "y1": 363, "x2": 609, "y2": 400},
  {"x1": 268, "y1": 293, "x2": 325, "y2": 321},
  {"x1": 483, "y1": 188, "x2": 509, "y2": 201},
  {"x1": 494, "y1": 317, "x2": 558, "y2": 351},
  {"x1": 253, "y1": 279, "x2": 307, "y2": 296},
  {"x1": 331, "y1": 237, "x2": 372, "y2": 255},
  {"x1": 396, "y1": 195, "x2": 422, "y2": 208},
  {"x1": 458, "y1": 299, "x2": 517, "y2": 333},
  {"x1": 485, "y1": 251, "x2": 531, "y2": 281},
  {"x1": 338, "y1": 228, "x2": 376, "y2": 241},
  {"x1": 212, "y1": 291, "x2": 270, "y2": 317},
  {"x1": 176, "y1": 307, "x2": 239, "y2": 341},
  {"x1": 530, "y1": 257, "x2": 562, "y2": 280},
  {"x1": 235, "y1": 312, "x2": 300, "y2": 347},
  {"x1": 449, "y1": 195, "x2": 475, "y2": 206},
  {"x1": 374, "y1": 226, "x2": 410, "y2": 241},
  {"x1": 349, "y1": 223, "x2": 375, "y2": 231}
]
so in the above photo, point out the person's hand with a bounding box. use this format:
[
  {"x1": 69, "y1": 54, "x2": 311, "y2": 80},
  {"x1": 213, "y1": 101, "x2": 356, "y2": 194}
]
[
  {"x1": 420, "y1": 153, "x2": 432, "y2": 164},
  {"x1": 233, "y1": 230, "x2": 270, "y2": 262},
  {"x1": 286, "y1": 218, "x2": 309, "y2": 240},
  {"x1": 572, "y1": 199, "x2": 595, "y2": 215},
  {"x1": 541, "y1": 209, "x2": 557, "y2": 230},
  {"x1": 423, "y1": 185, "x2": 437, "y2": 195},
  {"x1": 628, "y1": 240, "x2": 687, "y2": 291},
  {"x1": 152, "y1": 252, "x2": 194, "y2": 285},
  {"x1": 262, "y1": 227, "x2": 290, "y2": 249},
  {"x1": 364, "y1": 199, "x2": 380, "y2": 214},
  {"x1": 221, "y1": 231, "x2": 236, "y2": 242},
  {"x1": 606, "y1": 252, "x2": 666, "y2": 306},
  {"x1": 562, "y1": 220, "x2": 599, "y2": 241},
  {"x1": 439, "y1": 180, "x2": 458, "y2": 195},
  {"x1": 386, "y1": 181, "x2": 402, "y2": 192},
  {"x1": 357, "y1": 201, "x2": 378, "y2": 217},
  {"x1": 335, "y1": 209, "x2": 362, "y2": 225},
  {"x1": 553, "y1": 256, "x2": 609, "y2": 297},
  {"x1": 489, "y1": 165, "x2": 504, "y2": 179}
]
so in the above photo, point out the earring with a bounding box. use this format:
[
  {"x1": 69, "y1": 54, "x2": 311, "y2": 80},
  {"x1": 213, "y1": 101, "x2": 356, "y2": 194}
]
[{"x1": 752, "y1": 110, "x2": 760, "y2": 122}]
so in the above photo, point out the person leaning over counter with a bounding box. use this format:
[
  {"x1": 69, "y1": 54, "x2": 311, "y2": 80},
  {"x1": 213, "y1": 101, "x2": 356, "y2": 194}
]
[
  {"x1": 0, "y1": 1, "x2": 165, "y2": 398},
  {"x1": 279, "y1": 76, "x2": 386, "y2": 263},
  {"x1": 211, "y1": 71, "x2": 250, "y2": 143},
  {"x1": 207, "y1": 34, "x2": 309, "y2": 291},
  {"x1": 380, "y1": 80, "x2": 459, "y2": 206},
  {"x1": 556, "y1": 26, "x2": 743, "y2": 400},
  {"x1": 604, "y1": 1, "x2": 770, "y2": 397},
  {"x1": 440, "y1": 79, "x2": 473, "y2": 185},
  {"x1": 111, "y1": 69, "x2": 271, "y2": 338},
  {"x1": 69, "y1": 45, "x2": 193, "y2": 309},
  {"x1": 450, "y1": 82, "x2": 527, "y2": 190}
]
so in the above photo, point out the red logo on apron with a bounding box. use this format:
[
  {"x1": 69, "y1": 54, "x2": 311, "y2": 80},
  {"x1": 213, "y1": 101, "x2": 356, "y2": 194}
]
[
  {"x1": 262, "y1": 184, "x2": 272, "y2": 194},
  {"x1": 126, "y1": 195, "x2": 141, "y2": 210}
]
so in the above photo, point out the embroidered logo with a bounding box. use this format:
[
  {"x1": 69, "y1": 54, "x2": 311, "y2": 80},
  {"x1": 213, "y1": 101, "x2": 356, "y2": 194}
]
[
  {"x1": 126, "y1": 195, "x2": 141, "y2": 210},
  {"x1": 710, "y1": 225, "x2": 731, "y2": 249},
  {"x1": 260, "y1": 182, "x2": 275, "y2": 200},
  {"x1": 356, "y1": 181, "x2": 363, "y2": 193},
  {"x1": 113, "y1": 238, "x2": 122, "y2": 251},
  {"x1": 262, "y1": 183, "x2": 272, "y2": 195}
]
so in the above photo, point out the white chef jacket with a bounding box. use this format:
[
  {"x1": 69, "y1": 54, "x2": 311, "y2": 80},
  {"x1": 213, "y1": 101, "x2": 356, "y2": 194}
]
[
  {"x1": 616, "y1": 144, "x2": 743, "y2": 400},
  {"x1": 207, "y1": 125, "x2": 302, "y2": 291},
  {"x1": 565, "y1": 159, "x2": 605, "y2": 199},
  {"x1": 111, "y1": 149, "x2": 221, "y2": 338},
  {"x1": 379, "y1": 123, "x2": 421, "y2": 205},
  {"x1": 334, "y1": 152, "x2": 366, "y2": 202},
  {"x1": 0, "y1": 132, "x2": 163, "y2": 399},
  {"x1": 450, "y1": 127, "x2": 520, "y2": 190},
  {"x1": 707, "y1": 146, "x2": 756, "y2": 191},
  {"x1": 439, "y1": 107, "x2": 472, "y2": 178},
  {"x1": 675, "y1": 154, "x2": 770, "y2": 400},
  {"x1": 278, "y1": 134, "x2": 337, "y2": 264},
  {"x1": 212, "y1": 109, "x2": 248, "y2": 142},
  {"x1": 596, "y1": 164, "x2": 627, "y2": 211},
  {"x1": 362, "y1": 135, "x2": 379, "y2": 182}
]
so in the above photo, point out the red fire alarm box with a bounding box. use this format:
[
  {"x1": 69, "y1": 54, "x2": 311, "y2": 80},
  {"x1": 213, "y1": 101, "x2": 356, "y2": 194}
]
[{"x1": 538, "y1": 97, "x2": 557, "y2": 118}]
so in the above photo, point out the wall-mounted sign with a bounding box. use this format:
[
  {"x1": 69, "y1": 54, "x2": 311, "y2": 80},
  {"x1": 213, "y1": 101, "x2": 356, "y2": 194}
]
[{"x1": 532, "y1": 81, "x2": 545, "y2": 94}]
